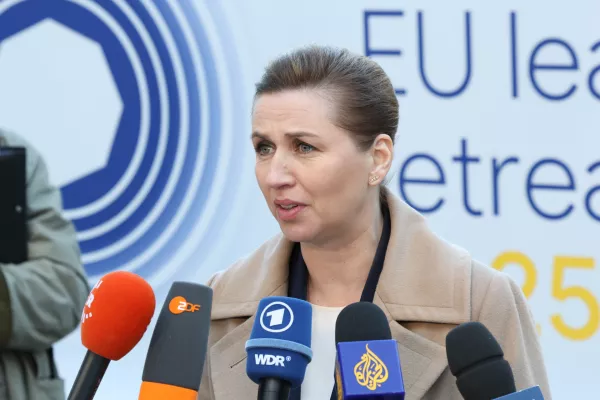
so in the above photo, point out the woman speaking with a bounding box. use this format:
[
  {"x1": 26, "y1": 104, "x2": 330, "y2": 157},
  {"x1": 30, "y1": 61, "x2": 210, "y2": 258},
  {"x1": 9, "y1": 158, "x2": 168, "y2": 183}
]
[{"x1": 198, "y1": 45, "x2": 551, "y2": 399}]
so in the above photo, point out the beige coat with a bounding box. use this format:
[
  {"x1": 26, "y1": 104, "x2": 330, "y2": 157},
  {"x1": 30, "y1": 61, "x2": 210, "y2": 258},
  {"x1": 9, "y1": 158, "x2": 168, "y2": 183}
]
[{"x1": 198, "y1": 192, "x2": 552, "y2": 399}]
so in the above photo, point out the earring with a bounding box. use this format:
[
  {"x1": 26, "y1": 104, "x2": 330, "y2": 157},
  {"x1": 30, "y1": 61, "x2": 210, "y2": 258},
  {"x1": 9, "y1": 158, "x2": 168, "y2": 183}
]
[{"x1": 369, "y1": 175, "x2": 379, "y2": 184}]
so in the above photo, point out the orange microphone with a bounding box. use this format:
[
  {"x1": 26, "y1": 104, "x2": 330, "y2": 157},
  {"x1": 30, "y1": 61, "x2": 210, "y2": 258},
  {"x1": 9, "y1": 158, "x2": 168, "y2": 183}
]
[{"x1": 67, "y1": 270, "x2": 156, "y2": 400}]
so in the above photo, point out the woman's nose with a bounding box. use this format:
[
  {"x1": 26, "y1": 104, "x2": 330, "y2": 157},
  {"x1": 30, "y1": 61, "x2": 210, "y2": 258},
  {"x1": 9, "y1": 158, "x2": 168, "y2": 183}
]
[{"x1": 265, "y1": 154, "x2": 295, "y2": 188}]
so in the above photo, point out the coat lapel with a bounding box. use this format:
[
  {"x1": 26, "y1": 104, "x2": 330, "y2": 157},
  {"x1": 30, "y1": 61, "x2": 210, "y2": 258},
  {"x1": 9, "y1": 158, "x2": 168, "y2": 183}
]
[
  {"x1": 372, "y1": 194, "x2": 472, "y2": 398},
  {"x1": 374, "y1": 293, "x2": 449, "y2": 399},
  {"x1": 209, "y1": 287, "x2": 290, "y2": 399},
  {"x1": 208, "y1": 269, "x2": 289, "y2": 399},
  {"x1": 209, "y1": 316, "x2": 255, "y2": 399},
  {"x1": 207, "y1": 190, "x2": 473, "y2": 399}
]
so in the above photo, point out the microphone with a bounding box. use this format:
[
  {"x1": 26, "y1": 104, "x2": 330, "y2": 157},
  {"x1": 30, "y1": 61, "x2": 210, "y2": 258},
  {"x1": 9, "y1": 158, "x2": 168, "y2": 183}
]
[
  {"x1": 245, "y1": 296, "x2": 313, "y2": 400},
  {"x1": 494, "y1": 386, "x2": 545, "y2": 399},
  {"x1": 68, "y1": 271, "x2": 156, "y2": 400},
  {"x1": 334, "y1": 302, "x2": 405, "y2": 399},
  {"x1": 137, "y1": 281, "x2": 213, "y2": 400},
  {"x1": 445, "y1": 321, "x2": 517, "y2": 399}
]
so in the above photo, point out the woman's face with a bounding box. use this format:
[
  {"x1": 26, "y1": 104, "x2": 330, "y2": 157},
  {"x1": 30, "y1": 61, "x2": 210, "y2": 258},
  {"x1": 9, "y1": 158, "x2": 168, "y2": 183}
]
[{"x1": 252, "y1": 89, "x2": 375, "y2": 245}]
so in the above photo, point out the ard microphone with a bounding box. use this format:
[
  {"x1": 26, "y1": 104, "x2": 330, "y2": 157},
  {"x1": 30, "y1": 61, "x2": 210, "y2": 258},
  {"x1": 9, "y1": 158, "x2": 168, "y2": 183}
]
[
  {"x1": 245, "y1": 296, "x2": 313, "y2": 400},
  {"x1": 68, "y1": 271, "x2": 156, "y2": 400},
  {"x1": 334, "y1": 302, "x2": 405, "y2": 399},
  {"x1": 138, "y1": 282, "x2": 213, "y2": 400},
  {"x1": 446, "y1": 321, "x2": 517, "y2": 400}
]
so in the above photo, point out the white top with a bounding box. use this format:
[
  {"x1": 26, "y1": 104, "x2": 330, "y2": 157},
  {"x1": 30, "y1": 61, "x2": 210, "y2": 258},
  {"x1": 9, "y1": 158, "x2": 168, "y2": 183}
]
[{"x1": 301, "y1": 304, "x2": 344, "y2": 400}]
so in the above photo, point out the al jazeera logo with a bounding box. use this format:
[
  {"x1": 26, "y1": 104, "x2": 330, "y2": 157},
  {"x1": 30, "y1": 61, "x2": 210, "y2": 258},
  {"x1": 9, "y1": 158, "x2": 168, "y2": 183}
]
[
  {"x1": 336, "y1": 341, "x2": 404, "y2": 397},
  {"x1": 354, "y1": 344, "x2": 389, "y2": 390}
]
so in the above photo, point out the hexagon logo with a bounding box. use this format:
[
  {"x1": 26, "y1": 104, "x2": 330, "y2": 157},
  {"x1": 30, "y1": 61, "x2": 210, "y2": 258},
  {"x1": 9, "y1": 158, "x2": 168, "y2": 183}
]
[
  {"x1": 0, "y1": 19, "x2": 123, "y2": 186},
  {"x1": 0, "y1": 0, "x2": 244, "y2": 285}
]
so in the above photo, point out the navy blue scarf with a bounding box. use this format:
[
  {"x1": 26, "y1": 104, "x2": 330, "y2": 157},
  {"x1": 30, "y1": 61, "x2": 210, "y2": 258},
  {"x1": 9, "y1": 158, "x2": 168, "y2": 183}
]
[{"x1": 286, "y1": 202, "x2": 392, "y2": 400}]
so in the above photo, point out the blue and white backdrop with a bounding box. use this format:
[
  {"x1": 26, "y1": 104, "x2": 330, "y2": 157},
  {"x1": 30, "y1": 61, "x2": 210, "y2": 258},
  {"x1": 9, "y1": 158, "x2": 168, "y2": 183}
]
[{"x1": 0, "y1": 0, "x2": 598, "y2": 398}]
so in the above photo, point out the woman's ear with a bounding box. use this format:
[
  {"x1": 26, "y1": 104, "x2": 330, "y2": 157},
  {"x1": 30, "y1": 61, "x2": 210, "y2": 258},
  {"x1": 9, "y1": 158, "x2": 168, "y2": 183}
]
[{"x1": 368, "y1": 134, "x2": 394, "y2": 185}]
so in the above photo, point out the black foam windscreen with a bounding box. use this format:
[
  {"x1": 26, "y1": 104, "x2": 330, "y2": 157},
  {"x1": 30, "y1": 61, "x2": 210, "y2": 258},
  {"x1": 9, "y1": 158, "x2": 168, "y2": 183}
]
[
  {"x1": 335, "y1": 302, "x2": 391, "y2": 344},
  {"x1": 446, "y1": 321, "x2": 505, "y2": 376},
  {"x1": 446, "y1": 322, "x2": 516, "y2": 399}
]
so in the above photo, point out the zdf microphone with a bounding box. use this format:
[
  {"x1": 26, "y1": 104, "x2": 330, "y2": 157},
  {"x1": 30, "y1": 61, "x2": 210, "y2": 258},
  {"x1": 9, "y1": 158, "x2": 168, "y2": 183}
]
[
  {"x1": 138, "y1": 281, "x2": 213, "y2": 400},
  {"x1": 334, "y1": 302, "x2": 405, "y2": 399},
  {"x1": 68, "y1": 271, "x2": 156, "y2": 400},
  {"x1": 245, "y1": 296, "x2": 313, "y2": 400}
]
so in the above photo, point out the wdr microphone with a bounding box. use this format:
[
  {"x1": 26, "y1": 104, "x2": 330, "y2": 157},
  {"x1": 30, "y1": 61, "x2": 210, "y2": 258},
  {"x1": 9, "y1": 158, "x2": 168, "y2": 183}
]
[
  {"x1": 446, "y1": 321, "x2": 517, "y2": 400},
  {"x1": 245, "y1": 296, "x2": 313, "y2": 400},
  {"x1": 138, "y1": 282, "x2": 213, "y2": 400},
  {"x1": 68, "y1": 271, "x2": 156, "y2": 400},
  {"x1": 334, "y1": 302, "x2": 405, "y2": 399}
]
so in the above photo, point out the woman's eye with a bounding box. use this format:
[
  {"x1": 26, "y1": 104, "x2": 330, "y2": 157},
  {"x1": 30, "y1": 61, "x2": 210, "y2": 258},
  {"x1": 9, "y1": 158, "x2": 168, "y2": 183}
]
[
  {"x1": 255, "y1": 143, "x2": 273, "y2": 156},
  {"x1": 298, "y1": 143, "x2": 314, "y2": 153}
]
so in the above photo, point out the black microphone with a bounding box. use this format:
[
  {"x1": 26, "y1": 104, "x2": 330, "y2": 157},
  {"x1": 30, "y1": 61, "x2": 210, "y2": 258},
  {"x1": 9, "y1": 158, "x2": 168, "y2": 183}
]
[
  {"x1": 138, "y1": 282, "x2": 213, "y2": 400},
  {"x1": 445, "y1": 321, "x2": 516, "y2": 399}
]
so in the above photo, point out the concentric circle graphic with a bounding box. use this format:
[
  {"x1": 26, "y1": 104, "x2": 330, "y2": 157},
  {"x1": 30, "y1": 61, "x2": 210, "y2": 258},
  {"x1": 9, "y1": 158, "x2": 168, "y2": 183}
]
[{"x1": 0, "y1": 0, "x2": 244, "y2": 286}]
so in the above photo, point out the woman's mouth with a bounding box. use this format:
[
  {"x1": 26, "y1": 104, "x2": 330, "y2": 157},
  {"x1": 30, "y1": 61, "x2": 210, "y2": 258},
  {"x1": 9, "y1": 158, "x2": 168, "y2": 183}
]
[{"x1": 274, "y1": 201, "x2": 306, "y2": 221}]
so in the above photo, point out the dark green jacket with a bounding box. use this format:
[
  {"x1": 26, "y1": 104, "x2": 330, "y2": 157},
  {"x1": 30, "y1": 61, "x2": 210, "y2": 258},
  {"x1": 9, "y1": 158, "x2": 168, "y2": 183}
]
[{"x1": 0, "y1": 129, "x2": 90, "y2": 399}]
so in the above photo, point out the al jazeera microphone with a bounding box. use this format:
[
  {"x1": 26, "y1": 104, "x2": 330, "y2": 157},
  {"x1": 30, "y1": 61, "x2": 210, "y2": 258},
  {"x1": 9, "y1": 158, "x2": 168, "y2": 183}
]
[
  {"x1": 68, "y1": 271, "x2": 156, "y2": 400},
  {"x1": 334, "y1": 302, "x2": 405, "y2": 399},
  {"x1": 137, "y1": 281, "x2": 213, "y2": 400}
]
